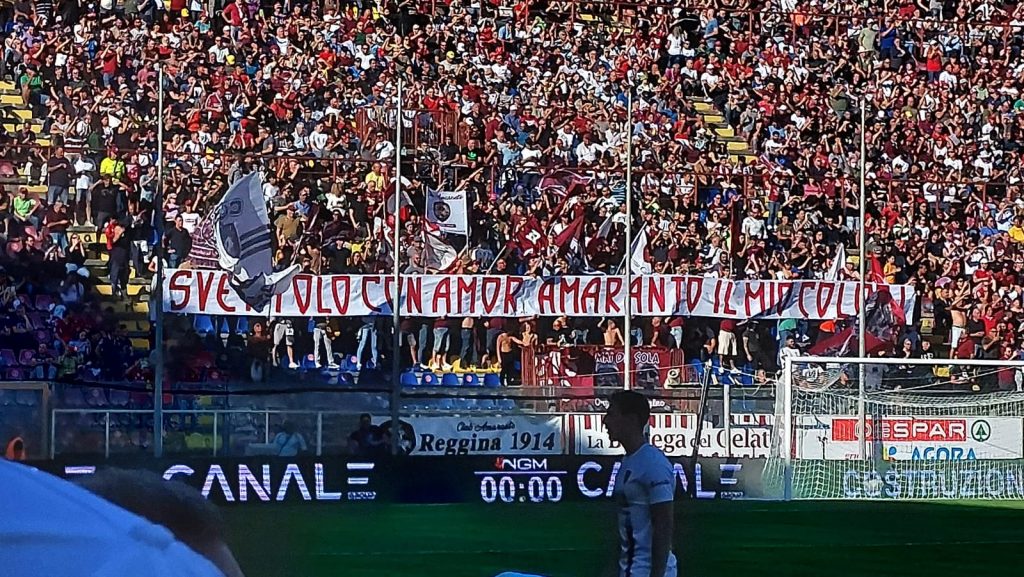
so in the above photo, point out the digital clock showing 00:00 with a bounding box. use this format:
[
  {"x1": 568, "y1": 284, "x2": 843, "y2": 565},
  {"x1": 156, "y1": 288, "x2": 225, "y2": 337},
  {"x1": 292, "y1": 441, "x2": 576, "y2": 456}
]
[{"x1": 479, "y1": 474, "x2": 564, "y2": 503}]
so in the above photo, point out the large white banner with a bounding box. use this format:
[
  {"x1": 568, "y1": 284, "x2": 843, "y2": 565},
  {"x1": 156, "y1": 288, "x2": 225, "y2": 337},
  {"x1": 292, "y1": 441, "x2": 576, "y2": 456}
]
[
  {"x1": 795, "y1": 416, "x2": 1024, "y2": 460},
  {"x1": 163, "y1": 270, "x2": 917, "y2": 319},
  {"x1": 572, "y1": 414, "x2": 772, "y2": 458},
  {"x1": 402, "y1": 415, "x2": 564, "y2": 456},
  {"x1": 426, "y1": 188, "x2": 468, "y2": 235}
]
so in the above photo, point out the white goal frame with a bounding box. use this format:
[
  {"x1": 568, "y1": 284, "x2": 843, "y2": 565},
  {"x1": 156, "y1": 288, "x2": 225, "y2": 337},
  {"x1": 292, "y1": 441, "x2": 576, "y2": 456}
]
[{"x1": 779, "y1": 355, "x2": 1024, "y2": 500}]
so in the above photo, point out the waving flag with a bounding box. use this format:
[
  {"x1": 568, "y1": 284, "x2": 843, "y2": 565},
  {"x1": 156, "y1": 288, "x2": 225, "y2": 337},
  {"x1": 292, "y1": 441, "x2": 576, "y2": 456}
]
[
  {"x1": 423, "y1": 230, "x2": 458, "y2": 272},
  {"x1": 512, "y1": 215, "x2": 547, "y2": 258},
  {"x1": 809, "y1": 289, "x2": 907, "y2": 356},
  {"x1": 825, "y1": 244, "x2": 846, "y2": 281},
  {"x1": 554, "y1": 213, "x2": 586, "y2": 258},
  {"x1": 213, "y1": 172, "x2": 300, "y2": 311},
  {"x1": 186, "y1": 211, "x2": 219, "y2": 269},
  {"x1": 630, "y1": 225, "x2": 653, "y2": 274},
  {"x1": 538, "y1": 169, "x2": 593, "y2": 199}
]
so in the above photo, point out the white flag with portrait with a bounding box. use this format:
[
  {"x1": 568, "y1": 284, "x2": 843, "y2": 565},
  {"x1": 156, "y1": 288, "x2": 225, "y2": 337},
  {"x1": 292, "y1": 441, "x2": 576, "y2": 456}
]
[{"x1": 425, "y1": 188, "x2": 468, "y2": 235}]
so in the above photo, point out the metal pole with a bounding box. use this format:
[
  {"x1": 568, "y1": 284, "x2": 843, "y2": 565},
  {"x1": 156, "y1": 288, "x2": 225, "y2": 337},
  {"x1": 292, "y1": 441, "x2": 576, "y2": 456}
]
[
  {"x1": 104, "y1": 412, "x2": 111, "y2": 459},
  {"x1": 782, "y1": 356, "x2": 794, "y2": 501},
  {"x1": 723, "y1": 380, "x2": 732, "y2": 458},
  {"x1": 623, "y1": 87, "x2": 633, "y2": 390},
  {"x1": 49, "y1": 409, "x2": 56, "y2": 459},
  {"x1": 857, "y1": 96, "x2": 867, "y2": 460},
  {"x1": 390, "y1": 75, "x2": 403, "y2": 455},
  {"x1": 153, "y1": 64, "x2": 166, "y2": 458},
  {"x1": 316, "y1": 412, "x2": 324, "y2": 457}
]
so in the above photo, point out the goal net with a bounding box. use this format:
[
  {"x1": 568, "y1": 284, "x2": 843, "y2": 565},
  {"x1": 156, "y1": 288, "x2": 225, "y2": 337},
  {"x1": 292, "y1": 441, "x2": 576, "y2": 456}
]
[{"x1": 765, "y1": 356, "x2": 1024, "y2": 500}]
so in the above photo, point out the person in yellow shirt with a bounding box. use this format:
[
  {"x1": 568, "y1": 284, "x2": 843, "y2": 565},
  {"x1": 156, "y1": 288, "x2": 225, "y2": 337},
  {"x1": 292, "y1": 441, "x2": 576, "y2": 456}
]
[
  {"x1": 364, "y1": 162, "x2": 386, "y2": 190},
  {"x1": 1008, "y1": 217, "x2": 1024, "y2": 244},
  {"x1": 883, "y1": 255, "x2": 900, "y2": 284},
  {"x1": 98, "y1": 149, "x2": 126, "y2": 181}
]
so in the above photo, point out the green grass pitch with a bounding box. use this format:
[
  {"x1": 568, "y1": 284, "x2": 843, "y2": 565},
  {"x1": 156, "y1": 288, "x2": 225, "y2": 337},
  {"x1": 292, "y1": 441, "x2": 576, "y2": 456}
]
[{"x1": 225, "y1": 500, "x2": 1024, "y2": 577}]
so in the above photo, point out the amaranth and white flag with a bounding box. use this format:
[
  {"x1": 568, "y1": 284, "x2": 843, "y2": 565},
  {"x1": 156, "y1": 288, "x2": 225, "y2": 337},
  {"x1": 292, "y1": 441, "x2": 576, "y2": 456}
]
[
  {"x1": 825, "y1": 243, "x2": 846, "y2": 281},
  {"x1": 630, "y1": 225, "x2": 653, "y2": 274},
  {"x1": 423, "y1": 230, "x2": 458, "y2": 272},
  {"x1": 426, "y1": 188, "x2": 468, "y2": 235}
]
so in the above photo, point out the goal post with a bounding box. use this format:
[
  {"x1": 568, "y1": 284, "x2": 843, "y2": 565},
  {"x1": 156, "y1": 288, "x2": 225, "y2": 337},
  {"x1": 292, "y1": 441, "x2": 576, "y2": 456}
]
[{"x1": 768, "y1": 355, "x2": 1024, "y2": 500}]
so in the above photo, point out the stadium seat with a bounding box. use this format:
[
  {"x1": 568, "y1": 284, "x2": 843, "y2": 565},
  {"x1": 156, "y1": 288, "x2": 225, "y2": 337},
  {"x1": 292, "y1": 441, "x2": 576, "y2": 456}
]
[
  {"x1": 62, "y1": 386, "x2": 87, "y2": 408},
  {"x1": 193, "y1": 315, "x2": 215, "y2": 335},
  {"x1": 337, "y1": 372, "x2": 356, "y2": 386},
  {"x1": 340, "y1": 355, "x2": 359, "y2": 373},
  {"x1": 483, "y1": 373, "x2": 502, "y2": 388},
  {"x1": 0, "y1": 349, "x2": 15, "y2": 367},
  {"x1": 461, "y1": 373, "x2": 481, "y2": 387},
  {"x1": 108, "y1": 388, "x2": 130, "y2": 407},
  {"x1": 17, "y1": 350, "x2": 34, "y2": 366},
  {"x1": 34, "y1": 294, "x2": 54, "y2": 311},
  {"x1": 400, "y1": 371, "x2": 420, "y2": 387},
  {"x1": 301, "y1": 354, "x2": 318, "y2": 370},
  {"x1": 689, "y1": 359, "x2": 706, "y2": 383},
  {"x1": 419, "y1": 372, "x2": 439, "y2": 386},
  {"x1": 441, "y1": 373, "x2": 460, "y2": 387},
  {"x1": 498, "y1": 399, "x2": 517, "y2": 411},
  {"x1": 15, "y1": 389, "x2": 37, "y2": 406}
]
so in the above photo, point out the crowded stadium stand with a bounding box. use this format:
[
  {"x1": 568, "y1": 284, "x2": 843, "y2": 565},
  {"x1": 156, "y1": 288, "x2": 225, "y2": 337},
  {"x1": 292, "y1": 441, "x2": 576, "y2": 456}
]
[{"x1": 1, "y1": 0, "x2": 1024, "y2": 456}]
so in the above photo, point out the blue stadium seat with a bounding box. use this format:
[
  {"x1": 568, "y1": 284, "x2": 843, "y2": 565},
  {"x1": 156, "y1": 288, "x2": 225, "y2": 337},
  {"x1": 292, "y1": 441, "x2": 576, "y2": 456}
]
[
  {"x1": 451, "y1": 398, "x2": 474, "y2": 411},
  {"x1": 235, "y1": 317, "x2": 249, "y2": 334},
  {"x1": 690, "y1": 359, "x2": 706, "y2": 382},
  {"x1": 483, "y1": 373, "x2": 502, "y2": 388},
  {"x1": 739, "y1": 363, "x2": 755, "y2": 386},
  {"x1": 400, "y1": 371, "x2": 420, "y2": 387},
  {"x1": 476, "y1": 399, "x2": 497, "y2": 411},
  {"x1": 301, "y1": 354, "x2": 318, "y2": 370},
  {"x1": 441, "y1": 373, "x2": 460, "y2": 387},
  {"x1": 461, "y1": 373, "x2": 481, "y2": 387},
  {"x1": 498, "y1": 399, "x2": 517, "y2": 411},
  {"x1": 337, "y1": 372, "x2": 356, "y2": 386},
  {"x1": 193, "y1": 315, "x2": 215, "y2": 335},
  {"x1": 340, "y1": 355, "x2": 359, "y2": 373},
  {"x1": 420, "y1": 372, "x2": 439, "y2": 386}
]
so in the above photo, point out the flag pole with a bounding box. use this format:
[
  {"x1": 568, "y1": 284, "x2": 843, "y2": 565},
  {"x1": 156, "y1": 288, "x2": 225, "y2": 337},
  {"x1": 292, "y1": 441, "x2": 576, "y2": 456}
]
[
  {"x1": 623, "y1": 87, "x2": 633, "y2": 390},
  {"x1": 390, "y1": 75, "x2": 403, "y2": 456},
  {"x1": 857, "y1": 94, "x2": 867, "y2": 460},
  {"x1": 153, "y1": 63, "x2": 165, "y2": 458}
]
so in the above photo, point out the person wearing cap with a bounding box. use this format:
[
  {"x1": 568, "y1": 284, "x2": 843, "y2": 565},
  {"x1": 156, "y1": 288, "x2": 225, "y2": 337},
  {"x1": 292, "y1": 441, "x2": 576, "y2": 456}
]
[{"x1": 12, "y1": 186, "x2": 42, "y2": 230}]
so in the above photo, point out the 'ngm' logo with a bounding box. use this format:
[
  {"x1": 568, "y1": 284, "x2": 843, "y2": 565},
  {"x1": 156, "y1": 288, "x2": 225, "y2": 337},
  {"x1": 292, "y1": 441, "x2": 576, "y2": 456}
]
[{"x1": 494, "y1": 458, "x2": 549, "y2": 471}]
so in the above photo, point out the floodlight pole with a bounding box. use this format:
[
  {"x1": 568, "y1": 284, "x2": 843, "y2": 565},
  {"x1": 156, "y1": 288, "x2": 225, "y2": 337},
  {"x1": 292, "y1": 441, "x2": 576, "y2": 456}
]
[
  {"x1": 153, "y1": 64, "x2": 165, "y2": 458},
  {"x1": 390, "y1": 75, "x2": 403, "y2": 456},
  {"x1": 623, "y1": 87, "x2": 633, "y2": 390},
  {"x1": 857, "y1": 96, "x2": 867, "y2": 460}
]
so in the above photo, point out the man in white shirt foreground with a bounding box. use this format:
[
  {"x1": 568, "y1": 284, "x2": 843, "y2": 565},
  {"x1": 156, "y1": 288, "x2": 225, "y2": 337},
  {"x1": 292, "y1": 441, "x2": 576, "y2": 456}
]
[{"x1": 497, "y1": 391, "x2": 678, "y2": 577}]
